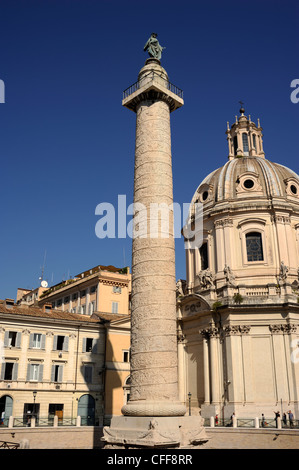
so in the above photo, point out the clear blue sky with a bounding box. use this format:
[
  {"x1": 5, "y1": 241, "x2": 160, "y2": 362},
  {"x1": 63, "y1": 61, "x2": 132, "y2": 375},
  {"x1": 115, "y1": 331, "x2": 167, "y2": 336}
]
[{"x1": 0, "y1": 0, "x2": 298, "y2": 300}]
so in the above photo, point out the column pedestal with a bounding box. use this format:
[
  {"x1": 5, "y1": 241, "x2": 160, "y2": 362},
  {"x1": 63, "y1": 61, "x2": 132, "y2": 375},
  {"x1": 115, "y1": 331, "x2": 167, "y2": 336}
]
[{"x1": 103, "y1": 416, "x2": 208, "y2": 448}]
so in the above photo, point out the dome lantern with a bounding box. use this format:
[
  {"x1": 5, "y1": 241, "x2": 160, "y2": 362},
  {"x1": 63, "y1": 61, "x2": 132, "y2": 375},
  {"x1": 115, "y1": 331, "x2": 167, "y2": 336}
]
[{"x1": 226, "y1": 107, "x2": 265, "y2": 160}]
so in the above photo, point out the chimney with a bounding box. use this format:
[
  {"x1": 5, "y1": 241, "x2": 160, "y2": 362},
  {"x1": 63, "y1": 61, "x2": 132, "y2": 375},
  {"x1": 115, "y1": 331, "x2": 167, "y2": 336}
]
[
  {"x1": 4, "y1": 299, "x2": 14, "y2": 309},
  {"x1": 43, "y1": 303, "x2": 52, "y2": 313}
]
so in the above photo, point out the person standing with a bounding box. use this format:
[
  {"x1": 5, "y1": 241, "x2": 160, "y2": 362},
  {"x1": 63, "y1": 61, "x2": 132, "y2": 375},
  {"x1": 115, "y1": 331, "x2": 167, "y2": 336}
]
[
  {"x1": 273, "y1": 410, "x2": 280, "y2": 428},
  {"x1": 288, "y1": 410, "x2": 294, "y2": 428}
]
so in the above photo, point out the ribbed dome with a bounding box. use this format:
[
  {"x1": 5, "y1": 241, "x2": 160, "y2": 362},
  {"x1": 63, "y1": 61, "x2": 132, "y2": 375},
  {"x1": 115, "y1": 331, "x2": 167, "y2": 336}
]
[{"x1": 192, "y1": 157, "x2": 299, "y2": 206}]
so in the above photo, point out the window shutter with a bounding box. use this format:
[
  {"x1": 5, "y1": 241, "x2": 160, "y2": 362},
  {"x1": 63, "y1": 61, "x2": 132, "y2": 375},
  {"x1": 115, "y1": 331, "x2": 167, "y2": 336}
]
[
  {"x1": 63, "y1": 336, "x2": 69, "y2": 352},
  {"x1": 53, "y1": 335, "x2": 58, "y2": 350},
  {"x1": 0, "y1": 363, "x2": 5, "y2": 380},
  {"x1": 92, "y1": 339, "x2": 97, "y2": 354},
  {"x1": 51, "y1": 365, "x2": 55, "y2": 382},
  {"x1": 82, "y1": 338, "x2": 86, "y2": 353},
  {"x1": 38, "y1": 364, "x2": 44, "y2": 382},
  {"x1": 41, "y1": 334, "x2": 46, "y2": 349},
  {"x1": 29, "y1": 334, "x2": 34, "y2": 349},
  {"x1": 12, "y1": 363, "x2": 18, "y2": 381},
  {"x1": 4, "y1": 331, "x2": 9, "y2": 347},
  {"x1": 16, "y1": 332, "x2": 22, "y2": 348},
  {"x1": 58, "y1": 365, "x2": 63, "y2": 383},
  {"x1": 112, "y1": 302, "x2": 118, "y2": 313}
]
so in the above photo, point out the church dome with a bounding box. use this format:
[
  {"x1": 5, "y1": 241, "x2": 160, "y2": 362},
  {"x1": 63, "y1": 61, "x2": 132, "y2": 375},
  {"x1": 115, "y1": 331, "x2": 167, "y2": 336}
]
[{"x1": 192, "y1": 156, "x2": 299, "y2": 206}]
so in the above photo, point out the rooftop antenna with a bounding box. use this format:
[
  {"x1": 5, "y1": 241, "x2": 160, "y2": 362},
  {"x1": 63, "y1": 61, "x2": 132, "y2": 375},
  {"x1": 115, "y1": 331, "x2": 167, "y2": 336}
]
[{"x1": 39, "y1": 250, "x2": 48, "y2": 288}]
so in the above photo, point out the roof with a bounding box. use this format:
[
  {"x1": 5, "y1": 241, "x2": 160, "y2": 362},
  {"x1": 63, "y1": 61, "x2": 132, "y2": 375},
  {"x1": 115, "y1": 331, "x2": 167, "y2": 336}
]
[
  {"x1": 91, "y1": 312, "x2": 131, "y2": 322},
  {"x1": 0, "y1": 301, "x2": 101, "y2": 324}
]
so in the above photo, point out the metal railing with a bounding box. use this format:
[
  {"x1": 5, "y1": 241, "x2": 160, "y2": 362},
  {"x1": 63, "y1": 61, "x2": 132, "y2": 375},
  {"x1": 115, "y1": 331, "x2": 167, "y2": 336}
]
[
  {"x1": 10, "y1": 416, "x2": 96, "y2": 427},
  {"x1": 123, "y1": 71, "x2": 183, "y2": 100},
  {"x1": 205, "y1": 417, "x2": 299, "y2": 429},
  {"x1": 237, "y1": 418, "x2": 256, "y2": 428},
  {"x1": 0, "y1": 440, "x2": 20, "y2": 449},
  {"x1": 57, "y1": 417, "x2": 77, "y2": 426}
]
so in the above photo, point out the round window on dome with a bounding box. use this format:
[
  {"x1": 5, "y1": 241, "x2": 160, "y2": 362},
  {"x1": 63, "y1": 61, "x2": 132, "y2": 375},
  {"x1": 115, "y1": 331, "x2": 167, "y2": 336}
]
[
  {"x1": 243, "y1": 179, "x2": 255, "y2": 189},
  {"x1": 202, "y1": 191, "x2": 209, "y2": 201},
  {"x1": 290, "y1": 184, "x2": 298, "y2": 195}
]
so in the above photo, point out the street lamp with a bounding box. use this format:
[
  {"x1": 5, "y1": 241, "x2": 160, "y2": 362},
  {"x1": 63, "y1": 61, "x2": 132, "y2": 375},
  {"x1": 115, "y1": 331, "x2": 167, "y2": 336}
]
[
  {"x1": 188, "y1": 392, "x2": 192, "y2": 416},
  {"x1": 33, "y1": 390, "x2": 37, "y2": 419}
]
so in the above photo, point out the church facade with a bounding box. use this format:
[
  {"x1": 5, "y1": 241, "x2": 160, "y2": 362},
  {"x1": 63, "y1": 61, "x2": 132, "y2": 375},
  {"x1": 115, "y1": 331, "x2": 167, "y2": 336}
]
[{"x1": 177, "y1": 108, "x2": 299, "y2": 420}]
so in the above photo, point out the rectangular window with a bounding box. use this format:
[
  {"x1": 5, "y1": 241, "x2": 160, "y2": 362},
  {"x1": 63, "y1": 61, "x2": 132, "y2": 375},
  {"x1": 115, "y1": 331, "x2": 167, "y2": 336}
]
[
  {"x1": 113, "y1": 286, "x2": 122, "y2": 293},
  {"x1": 85, "y1": 338, "x2": 93, "y2": 352},
  {"x1": 123, "y1": 350, "x2": 130, "y2": 363},
  {"x1": 246, "y1": 232, "x2": 264, "y2": 262},
  {"x1": 112, "y1": 302, "x2": 119, "y2": 313},
  {"x1": 4, "y1": 331, "x2": 21, "y2": 348},
  {"x1": 53, "y1": 335, "x2": 69, "y2": 351},
  {"x1": 27, "y1": 363, "x2": 43, "y2": 382},
  {"x1": 83, "y1": 337, "x2": 97, "y2": 353},
  {"x1": 29, "y1": 333, "x2": 45, "y2": 350},
  {"x1": 48, "y1": 404, "x2": 64, "y2": 421},
  {"x1": 4, "y1": 363, "x2": 14, "y2": 380},
  {"x1": 52, "y1": 364, "x2": 63, "y2": 383},
  {"x1": 72, "y1": 293, "x2": 78, "y2": 301},
  {"x1": 33, "y1": 333, "x2": 41, "y2": 348},
  {"x1": 90, "y1": 286, "x2": 97, "y2": 294},
  {"x1": 8, "y1": 332, "x2": 17, "y2": 347},
  {"x1": 1, "y1": 362, "x2": 18, "y2": 381}
]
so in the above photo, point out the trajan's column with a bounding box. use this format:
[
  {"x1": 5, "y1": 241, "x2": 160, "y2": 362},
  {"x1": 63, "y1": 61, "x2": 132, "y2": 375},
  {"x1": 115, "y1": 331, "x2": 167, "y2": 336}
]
[{"x1": 103, "y1": 34, "x2": 208, "y2": 448}]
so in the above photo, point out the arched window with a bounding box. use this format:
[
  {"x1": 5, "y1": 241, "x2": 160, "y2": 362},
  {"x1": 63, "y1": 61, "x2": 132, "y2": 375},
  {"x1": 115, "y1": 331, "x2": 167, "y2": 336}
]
[
  {"x1": 242, "y1": 133, "x2": 249, "y2": 156},
  {"x1": 246, "y1": 232, "x2": 264, "y2": 261},
  {"x1": 233, "y1": 136, "x2": 238, "y2": 156},
  {"x1": 199, "y1": 242, "x2": 208, "y2": 270}
]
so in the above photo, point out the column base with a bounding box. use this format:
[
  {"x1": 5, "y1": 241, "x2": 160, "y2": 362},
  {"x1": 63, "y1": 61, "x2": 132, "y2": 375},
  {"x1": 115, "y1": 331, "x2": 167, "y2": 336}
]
[{"x1": 102, "y1": 415, "x2": 209, "y2": 449}]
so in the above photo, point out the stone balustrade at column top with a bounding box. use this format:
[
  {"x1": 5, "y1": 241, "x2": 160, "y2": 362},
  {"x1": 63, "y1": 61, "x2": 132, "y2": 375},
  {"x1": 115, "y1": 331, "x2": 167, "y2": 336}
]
[{"x1": 122, "y1": 58, "x2": 184, "y2": 113}]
